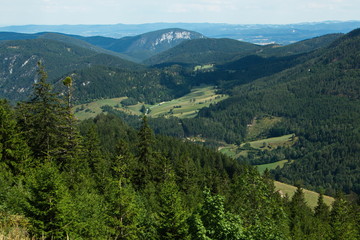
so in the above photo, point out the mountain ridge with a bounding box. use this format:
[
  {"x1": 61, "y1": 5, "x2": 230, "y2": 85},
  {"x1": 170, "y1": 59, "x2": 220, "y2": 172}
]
[
  {"x1": 0, "y1": 38, "x2": 142, "y2": 102},
  {"x1": 1, "y1": 21, "x2": 359, "y2": 44},
  {"x1": 145, "y1": 33, "x2": 342, "y2": 66},
  {"x1": 0, "y1": 28, "x2": 206, "y2": 62}
]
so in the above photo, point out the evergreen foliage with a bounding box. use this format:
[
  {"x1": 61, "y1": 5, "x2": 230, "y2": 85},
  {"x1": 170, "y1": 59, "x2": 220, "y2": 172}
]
[
  {"x1": 0, "y1": 100, "x2": 31, "y2": 174},
  {"x1": 330, "y1": 193, "x2": 359, "y2": 240},
  {"x1": 24, "y1": 161, "x2": 73, "y2": 239},
  {"x1": 189, "y1": 189, "x2": 244, "y2": 240},
  {"x1": 1, "y1": 30, "x2": 360, "y2": 239},
  {"x1": 17, "y1": 62, "x2": 66, "y2": 161}
]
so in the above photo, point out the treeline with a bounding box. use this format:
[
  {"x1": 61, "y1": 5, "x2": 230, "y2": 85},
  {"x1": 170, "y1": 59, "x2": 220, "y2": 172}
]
[
  {"x1": 100, "y1": 105, "x2": 242, "y2": 146},
  {"x1": 70, "y1": 64, "x2": 192, "y2": 104}
]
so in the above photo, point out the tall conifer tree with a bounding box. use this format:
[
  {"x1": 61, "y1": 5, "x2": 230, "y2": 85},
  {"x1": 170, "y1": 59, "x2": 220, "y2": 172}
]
[
  {"x1": 134, "y1": 115, "x2": 156, "y2": 187},
  {"x1": 288, "y1": 186, "x2": 315, "y2": 240},
  {"x1": 156, "y1": 171, "x2": 188, "y2": 239},
  {"x1": 17, "y1": 62, "x2": 64, "y2": 161}
]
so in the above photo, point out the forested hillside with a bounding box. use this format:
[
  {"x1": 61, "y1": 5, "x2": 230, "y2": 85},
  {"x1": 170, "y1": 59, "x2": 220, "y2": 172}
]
[
  {"x1": 0, "y1": 37, "x2": 196, "y2": 104},
  {"x1": 191, "y1": 28, "x2": 360, "y2": 195},
  {"x1": 0, "y1": 38, "x2": 140, "y2": 102},
  {"x1": 1, "y1": 63, "x2": 360, "y2": 240},
  {"x1": 144, "y1": 34, "x2": 341, "y2": 66},
  {"x1": 0, "y1": 29, "x2": 206, "y2": 63},
  {"x1": 97, "y1": 29, "x2": 360, "y2": 197},
  {"x1": 65, "y1": 64, "x2": 192, "y2": 104},
  {"x1": 1, "y1": 26, "x2": 360, "y2": 239},
  {"x1": 144, "y1": 38, "x2": 262, "y2": 65},
  {"x1": 74, "y1": 28, "x2": 206, "y2": 62},
  {"x1": 0, "y1": 30, "x2": 344, "y2": 104}
]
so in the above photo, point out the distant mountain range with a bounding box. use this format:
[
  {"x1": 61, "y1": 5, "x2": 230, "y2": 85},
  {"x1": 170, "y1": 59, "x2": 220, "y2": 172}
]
[
  {"x1": 1, "y1": 21, "x2": 360, "y2": 44},
  {"x1": 0, "y1": 29, "x2": 205, "y2": 62},
  {"x1": 144, "y1": 33, "x2": 342, "y2": 66},
  {"x1": 0, "y1": 26, "x2": 345, "y2": 103},
  {"x1": 72, "y1": 28, "x2": 205, "y2": 62}
]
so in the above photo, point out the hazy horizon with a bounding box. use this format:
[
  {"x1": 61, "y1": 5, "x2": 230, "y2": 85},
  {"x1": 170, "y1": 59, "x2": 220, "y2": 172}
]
[
  {"x1": 1, "y1": 19, "x2": 360, "y2": 28},
  {"x1": 2, "y1": 0, "x2": 360, "y2": 26}
]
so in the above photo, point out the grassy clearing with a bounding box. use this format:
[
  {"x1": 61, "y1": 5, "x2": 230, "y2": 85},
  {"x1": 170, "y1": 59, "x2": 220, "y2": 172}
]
[
  {"x1": 219, "y1": 134, "x2": 297, "y2": 160},
  {"x1": 246, "y1": 116, "x2": 282, "y2": 140},
  {"x1": 274, "y1": 181, "x2": 334, "y2": 209},
  {"x1": 218, "y1": 145, "x2": 238, "y2": 158},
  {"x1": 74, "y1": 97, "x2": 127, "y2": 121},
  {"x1": 194, "y1": 64, "x2": 214, "y2": 71},
  {"x1": 256, "y1": 160, "x2": 291, "y2": 173},
  {"x1": 147, "y1": 85, "x2": 227, "y2": 118},
  {"x1": 244, "y1": 134, "x2": 297, "y2": 150},
  {"x1": 74, "y1": 85, "x2": 228, "y2": 120}
]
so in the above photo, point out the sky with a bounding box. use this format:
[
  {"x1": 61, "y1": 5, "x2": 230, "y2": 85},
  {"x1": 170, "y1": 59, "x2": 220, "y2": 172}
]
[{"x1": 1, "y1": 0, "x2": 360, "y2": 26}]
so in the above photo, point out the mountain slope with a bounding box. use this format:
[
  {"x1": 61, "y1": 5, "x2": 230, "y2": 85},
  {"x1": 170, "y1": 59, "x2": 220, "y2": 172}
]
[
  {"x1": 0, "y1": 31, "x2": 134, "y2": 61},
  {"x1": 258, "y1": 33, "x2": 343, "y2": 57},
  {"x1": 144, "y1": 38, "x2": 262, "y2": 66},
  {"x1": 144, "y1": 34, "x2": 342, "y2": 66},
  {"x1": 0, "y1": 32, "x2": 39, "y2": 40},
  {"x1": 194, "y1": 28, "x2": 360, "y2": 194},
  {"x1": 76, "y1": 28, "x2": 206, "y2": 62},
  {"x1": 0, "y1": 38, "x2": 142, "y2": 102},
  {"x1": 0, "y1": 29, "x2": 206, "y2": 62},
  {"x1": 66, "y1": 65, "x2": 191, "y2": 104}
]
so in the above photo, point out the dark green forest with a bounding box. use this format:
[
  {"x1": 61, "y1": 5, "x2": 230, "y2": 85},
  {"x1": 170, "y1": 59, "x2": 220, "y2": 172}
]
[
  {"x1": 69, "y1": 64, "x2": 192, "y2": 104},
  {"x1": 97, "y1": 28, "x2": 360, "y2": 197},
  {"x1": 1, "y1": 27, "x2": 360, "y2": 239},
  {"x1": 193, "y1": 28, "x2": 360, "y2": 196},
  {"x1": 1, "y1": 62, "x2": 360, "y2": 239},
  {"x1": 84, "y1": 29, "x2": 360, "y2": 202}
]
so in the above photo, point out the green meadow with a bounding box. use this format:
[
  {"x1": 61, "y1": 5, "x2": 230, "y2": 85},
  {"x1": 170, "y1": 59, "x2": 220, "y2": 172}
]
[
  {"x1": 74, "y1": 97, "x2": 126, "y2": 121},
  {"x1": 244, "y1": 134, "x2": 297, "y2": 149},
  {"x1": 246, "y1": 116, "x2": 282, "y2": 140},
  {"x1": 74, "y1": 85, "x2": 228, "y2": 120},
  {"x1": 147, "y1": 85, "x2": 227, "y2": 118},
  {"x1": 219, "y1": 134, "x2": 297, "y2": 159},
  {"x1": 274, "y1": 181, "x2": 334, "y2": 209},
  {"x1": 256, "y1": 160, "x2": 291, "y2": 173}
]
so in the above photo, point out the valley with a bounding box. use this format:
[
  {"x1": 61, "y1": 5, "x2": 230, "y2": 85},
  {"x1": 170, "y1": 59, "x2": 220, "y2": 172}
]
[{"x1": 0, "y1": 23, "x2": 360, "y2": 239}]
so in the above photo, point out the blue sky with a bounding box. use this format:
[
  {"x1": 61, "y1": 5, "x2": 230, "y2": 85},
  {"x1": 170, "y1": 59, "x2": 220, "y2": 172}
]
[{"x1": 1, "y1": 0, "x2": 360, "y2": 26}]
